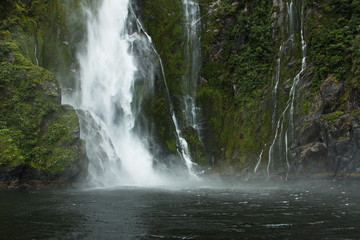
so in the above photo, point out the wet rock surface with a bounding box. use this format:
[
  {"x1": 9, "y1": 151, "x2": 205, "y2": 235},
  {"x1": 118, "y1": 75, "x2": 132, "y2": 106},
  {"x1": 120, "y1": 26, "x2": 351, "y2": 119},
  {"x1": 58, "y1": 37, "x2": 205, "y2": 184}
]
[{"x1": 292, "y1": 83, "x2": 360, "y2": 176}]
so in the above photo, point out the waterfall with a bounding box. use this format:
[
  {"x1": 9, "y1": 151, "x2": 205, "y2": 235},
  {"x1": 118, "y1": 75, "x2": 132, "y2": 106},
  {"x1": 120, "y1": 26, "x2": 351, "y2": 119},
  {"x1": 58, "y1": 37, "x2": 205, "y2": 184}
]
[
  {"x1": 65, "y1": 0, "x2": 165, "y2": 186},
  {"x1": 34, "y1": 43, "x2": 39, "y2": 66},
  {"x1": 130, "y1": 9, "x2": 197, "y2": 177},
  {"x1": 61, "y1": 0, "x2": 200, "y2": 186},
  {"x1": 254, "y1": 147, "x2": 265, "y2": 174},
  {"x1": 172, "y1": 114, "x2": 197, "y2": 176},
  {"x1": 266, "y1": 0, "x2": 307, "y2": 179},
  {"x1": 289, "y1": 8, "x2": 307, "y2": 141},
  {"x1": 287, "y1": 1, "x2": 295, "y2": 38},
  {"x1": 182, "y1": 0, "x2": 201, "y2": 132},
  {"x1": 284, "y1": 130, "x2": 289, "y2": 180},
  {"x1": 271, "y1": 46, "x2": 283, "y2": 127}
]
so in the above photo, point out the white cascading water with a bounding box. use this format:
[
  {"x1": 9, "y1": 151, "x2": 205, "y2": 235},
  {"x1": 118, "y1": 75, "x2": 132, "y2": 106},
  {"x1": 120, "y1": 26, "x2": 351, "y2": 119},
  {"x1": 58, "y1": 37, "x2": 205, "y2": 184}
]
[
  {"x1": 254, "y1": 147, "x2": 265, "y2": 174},
  {"x1": 284, "y1": 129, "x2": 289, "y2": 180},
  {"x1": 130, "y1": 13, "x2": 197, "y2": 177},
  {"x1": 256, "y1": 44, "x2": 283, "y2": 176},
  {"x1": 266, "y1": 0, "x2": 307, "y2": 180},
  {"x1": 271, "y1": 46, "x2": 283, "y2": 127},
  {"x1": 267, "y1": 108, "x2": 288, "y2": 179},
  {"x1": 182, "y1": 0, "x2": 201, "y2": 131},
  {"x1": 287, "y1": 1, "x2": 295, "y2": 40},
  {"x1": 72, "y1": 0, "x2": 164, "y2": 186},
  {"x1": 158, "y1": 0, "x2": 201, "y2": 177},
  {"x1": 62, "y1": 0, "x2": 200, "y2": 186},
  {"x1": 34, "y1": 43, "x2": 39, "y2": 66}
]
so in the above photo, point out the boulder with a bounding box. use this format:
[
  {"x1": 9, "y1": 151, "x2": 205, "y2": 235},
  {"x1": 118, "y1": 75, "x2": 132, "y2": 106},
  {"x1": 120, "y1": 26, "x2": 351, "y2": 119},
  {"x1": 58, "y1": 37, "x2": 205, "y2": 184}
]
[{"x1": 320, "y1": 76, "x2": 343, "y2": 114}]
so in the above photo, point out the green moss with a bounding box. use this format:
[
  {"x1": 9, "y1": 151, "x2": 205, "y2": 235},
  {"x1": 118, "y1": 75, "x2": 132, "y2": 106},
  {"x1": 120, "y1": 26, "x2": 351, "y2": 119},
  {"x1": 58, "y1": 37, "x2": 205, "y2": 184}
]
[
  {"x1": 0, "y1": 128, "x2": 24, "y2": 166},
  {"x1": 30, "y1": 145, "x2": 76, "y2": 173},
  {"x1": 197, "y1": 86, "x2": 224, "y2": 132},
  {"x1": 136, "y1": 0, "x2": 187, "y2": 155},
  {"x1": 140, "y1": 0, "x2": 186, "y2": 96},
  {"x1": 0, "y1": 39, "x2": 79, "y2": 173},
  {"x1": 195, "y1": 0, "x2": 275, "y2": 169},
  {"x1": 323, "y1": 111, "x2": 344, "y2": 123},
  {"x1": 0, "y1": 0, "x2": 87, "y2": 175},
  {"x1": 297, "y1": 98, "x2": 312, "y2": 116},
  {"x1": 165, "y1": 139, "x2": 177, "y2": 153},
  {"x1": 183, "y1": 126, "x2": 206, "y2": 165}
]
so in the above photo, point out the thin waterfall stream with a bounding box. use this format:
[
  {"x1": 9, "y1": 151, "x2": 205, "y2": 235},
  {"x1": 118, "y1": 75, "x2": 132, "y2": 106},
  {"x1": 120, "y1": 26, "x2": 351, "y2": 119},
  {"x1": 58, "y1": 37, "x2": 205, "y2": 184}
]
[
  {"x1": 182, "y1": 0, "x2": 201, "y2": 133},
  {"x1": 130, "y1": 8, "x2": 197, "y2": 177},
  {"x1": 265, "y1": 0, "x2": 307, "y2": 179},
  {"x1": 34, "y1": 43, "x2": 39, "y2": 66}
]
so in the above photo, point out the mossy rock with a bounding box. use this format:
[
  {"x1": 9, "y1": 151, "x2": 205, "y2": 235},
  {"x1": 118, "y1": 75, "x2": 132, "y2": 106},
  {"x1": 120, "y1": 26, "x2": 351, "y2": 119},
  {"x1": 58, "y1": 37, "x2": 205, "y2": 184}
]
[{"x1": 0, "y1": 37, "x2": 86, "y2": 183}]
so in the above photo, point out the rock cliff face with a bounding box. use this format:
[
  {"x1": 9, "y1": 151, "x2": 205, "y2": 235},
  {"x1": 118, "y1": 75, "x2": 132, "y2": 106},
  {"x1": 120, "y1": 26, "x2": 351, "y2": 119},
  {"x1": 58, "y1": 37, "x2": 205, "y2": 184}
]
[
  {"x1": 0, "y1": 1, "x2": 87, "y2": 189},
  {"x1": 193, "y1": 0, "x2": 360, "y2": 178},
  {"x1": 287, "y1": 0, "x2": 360, "y2": 177},
  {"x1": 291, "y1": 75, "x2": 360, "y2": 176},
  {"x1": 134, "y1": 0, "x2": 360, "y2": 178},
  {"x1": 139, "y1": 0, "x2": 207, "y2": 165}
]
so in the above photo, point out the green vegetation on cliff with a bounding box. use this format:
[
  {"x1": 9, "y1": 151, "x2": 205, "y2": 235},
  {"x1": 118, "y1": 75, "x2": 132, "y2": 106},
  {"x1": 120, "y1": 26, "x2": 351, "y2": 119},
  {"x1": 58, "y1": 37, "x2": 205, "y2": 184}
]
[
  {"x1": 139, "y1": 0, "x2": 188, "y2": 155},
  {"x1": 305, "y1": 0, "x2": 360, "y2": 92},
  {"x1": 195, "y1": 0, "x2": 359, "y2": 175},
  {"x1": 197, "y1": 0, "x2": 274, "y2": 170},
  {"x1": 0, "y1": 0, "x2": 84, "y2": 175},
  {"x1": 0, "y1": 39, "x2": 79, "y2": 172}
]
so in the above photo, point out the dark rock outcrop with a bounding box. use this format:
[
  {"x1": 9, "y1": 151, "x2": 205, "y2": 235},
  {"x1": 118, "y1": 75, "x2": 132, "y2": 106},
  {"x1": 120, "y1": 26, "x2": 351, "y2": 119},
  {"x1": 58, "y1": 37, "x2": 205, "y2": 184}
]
[
  {"x1": 320, "y1": 76, "x2": 344, "y2": 114},
  {"x1": 291, "y1": 75, "x2": 360, "y2": 176}
]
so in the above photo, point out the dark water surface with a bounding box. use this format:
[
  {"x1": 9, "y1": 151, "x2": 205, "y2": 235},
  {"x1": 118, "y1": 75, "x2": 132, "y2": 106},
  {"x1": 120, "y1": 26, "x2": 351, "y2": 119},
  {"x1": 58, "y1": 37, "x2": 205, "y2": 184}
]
[{"x1": 1, "y1": 179, "x2": 360, "y2": 239}]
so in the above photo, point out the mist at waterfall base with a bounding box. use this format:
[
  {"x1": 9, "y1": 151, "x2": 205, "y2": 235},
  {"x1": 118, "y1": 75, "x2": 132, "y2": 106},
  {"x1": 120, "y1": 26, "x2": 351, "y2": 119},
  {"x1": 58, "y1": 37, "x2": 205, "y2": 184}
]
[{"x1": 2, "y1": 180, "x2": 360, "y2": 239}]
